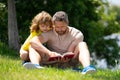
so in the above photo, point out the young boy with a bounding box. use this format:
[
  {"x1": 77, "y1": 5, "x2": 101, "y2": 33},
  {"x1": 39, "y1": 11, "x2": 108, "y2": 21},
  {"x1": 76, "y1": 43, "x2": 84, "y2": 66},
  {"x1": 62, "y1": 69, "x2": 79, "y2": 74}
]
[{"x1": 20, "y1": 11, "x2": 53, "y2": 68}]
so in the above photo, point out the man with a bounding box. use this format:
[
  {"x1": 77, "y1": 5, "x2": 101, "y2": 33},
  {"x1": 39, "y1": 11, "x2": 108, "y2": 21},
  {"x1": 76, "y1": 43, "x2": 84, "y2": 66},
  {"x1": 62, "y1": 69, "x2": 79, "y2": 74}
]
[{"x1": 24, "y1": 11, "x2": 96, "y2": 74}]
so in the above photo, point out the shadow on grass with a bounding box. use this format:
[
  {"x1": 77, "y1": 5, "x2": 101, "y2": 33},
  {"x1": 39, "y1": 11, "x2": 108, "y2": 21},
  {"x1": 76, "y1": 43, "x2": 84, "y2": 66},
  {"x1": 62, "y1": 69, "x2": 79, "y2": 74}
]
[{"x1": 0, "y1": 42, "x2": 20, "y2": 60}]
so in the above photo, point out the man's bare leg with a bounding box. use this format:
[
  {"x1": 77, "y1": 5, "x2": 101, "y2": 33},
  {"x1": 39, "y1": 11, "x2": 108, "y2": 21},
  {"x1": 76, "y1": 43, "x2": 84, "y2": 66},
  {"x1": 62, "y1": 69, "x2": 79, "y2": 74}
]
[
  {"x1": 78, "y1": 42, "x2": 96, "y2": 74},
  {"x1": 78, "y1": 42, "x2": 90, "y2": 67}
]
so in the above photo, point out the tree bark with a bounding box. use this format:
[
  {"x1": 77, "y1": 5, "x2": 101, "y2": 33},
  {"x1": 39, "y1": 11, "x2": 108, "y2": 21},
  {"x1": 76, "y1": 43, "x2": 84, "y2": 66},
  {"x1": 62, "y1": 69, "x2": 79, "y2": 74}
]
[{"x1": 8, "y1": 0, "x2": 20, "y2": 51}]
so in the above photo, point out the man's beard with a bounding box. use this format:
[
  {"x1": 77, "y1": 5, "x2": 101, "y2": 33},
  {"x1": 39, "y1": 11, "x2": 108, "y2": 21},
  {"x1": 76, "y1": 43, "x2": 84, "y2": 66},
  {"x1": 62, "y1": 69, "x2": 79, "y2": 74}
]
[
  {"x1": 55, "y1": 27, "x2": 68, "y2": 35},
  {"x1": 56, "y1": 31, "x2": 66, "y2": 35}
]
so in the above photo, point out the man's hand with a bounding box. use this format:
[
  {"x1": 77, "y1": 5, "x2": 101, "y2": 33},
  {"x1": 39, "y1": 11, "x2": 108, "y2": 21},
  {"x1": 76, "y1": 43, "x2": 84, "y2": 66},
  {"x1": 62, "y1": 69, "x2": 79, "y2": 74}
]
[
  {"x1": 59, "y1": 52, "x2": 73, "y2": 63},
  {"x1": 48, "y1": 52, "x2": 73, "y2": 62}
]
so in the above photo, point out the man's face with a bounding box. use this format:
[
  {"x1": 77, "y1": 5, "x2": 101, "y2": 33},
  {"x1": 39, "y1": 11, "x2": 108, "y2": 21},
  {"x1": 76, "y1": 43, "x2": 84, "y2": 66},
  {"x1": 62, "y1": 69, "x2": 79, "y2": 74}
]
[{"x1": 54, "y1": 21, "x2": 68, "y2": 35}]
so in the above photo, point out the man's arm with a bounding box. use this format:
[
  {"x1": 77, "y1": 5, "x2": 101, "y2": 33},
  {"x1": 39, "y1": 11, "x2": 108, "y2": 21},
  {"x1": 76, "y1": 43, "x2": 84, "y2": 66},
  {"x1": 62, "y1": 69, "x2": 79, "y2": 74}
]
[
  {"x1": 67, "y1": 40, "x2": 79, "y2": 52},
  {"x1": 67, "y1": 32, "x2": 83, "y2": 58},
  {"x1": 67, "y1": 40, "x2": 81, "y2": 59}
]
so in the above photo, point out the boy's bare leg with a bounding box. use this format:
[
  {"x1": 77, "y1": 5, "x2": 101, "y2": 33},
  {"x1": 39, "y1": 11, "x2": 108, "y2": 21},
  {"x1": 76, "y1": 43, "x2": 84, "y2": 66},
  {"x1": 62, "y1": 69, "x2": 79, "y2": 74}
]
[
  {"x1": 22, "y1": 46, "x2": 45, "y2": 69},
  {"x1": 29, "y1": 46, "x2": 41, "y2": 64}
]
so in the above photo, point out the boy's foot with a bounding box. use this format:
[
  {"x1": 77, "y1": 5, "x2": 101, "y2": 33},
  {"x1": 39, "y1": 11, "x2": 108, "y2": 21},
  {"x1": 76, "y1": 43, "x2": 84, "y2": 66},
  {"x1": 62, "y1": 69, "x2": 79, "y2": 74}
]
[
  {"x1": 22, "y1": 61, "x2": 29, "y2": 65},
  {"x1": 23, "y1": 62, "x2": 44, "y2": 69},
  {"x1": 81, "y1": 65, "x2": 96, "y2": 74}
]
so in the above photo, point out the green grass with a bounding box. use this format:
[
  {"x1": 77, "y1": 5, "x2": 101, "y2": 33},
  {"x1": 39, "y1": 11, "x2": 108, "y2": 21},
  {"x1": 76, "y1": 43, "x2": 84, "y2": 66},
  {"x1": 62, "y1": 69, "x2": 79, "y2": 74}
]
[{"x1": 0, "y1": 42, "x2": 120, "y2": 80}]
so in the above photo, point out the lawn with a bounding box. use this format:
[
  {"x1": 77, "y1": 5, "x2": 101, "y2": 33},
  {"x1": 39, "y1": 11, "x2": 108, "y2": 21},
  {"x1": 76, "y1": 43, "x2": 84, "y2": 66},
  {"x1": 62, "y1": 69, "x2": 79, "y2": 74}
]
[{"x1": 0, "y1": 42, "x2": 120, "y2": 80}]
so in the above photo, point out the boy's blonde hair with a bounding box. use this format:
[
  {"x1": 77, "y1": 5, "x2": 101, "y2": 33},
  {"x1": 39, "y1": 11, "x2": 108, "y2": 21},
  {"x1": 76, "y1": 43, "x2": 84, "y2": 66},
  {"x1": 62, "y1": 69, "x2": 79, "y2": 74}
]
[{"x1": 30, "y1": 11, "x2": 52, "y2": 32}]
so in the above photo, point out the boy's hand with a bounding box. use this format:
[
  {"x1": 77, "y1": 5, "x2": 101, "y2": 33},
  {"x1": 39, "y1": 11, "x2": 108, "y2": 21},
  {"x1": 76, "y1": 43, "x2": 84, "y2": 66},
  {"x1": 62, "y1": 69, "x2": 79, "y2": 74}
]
[
  {"x1": 48, "y1": 51, "x2": 62, "y2": 62},
  {"x1": 49, "y1": 51, "x2": 61, "y2": 57}
]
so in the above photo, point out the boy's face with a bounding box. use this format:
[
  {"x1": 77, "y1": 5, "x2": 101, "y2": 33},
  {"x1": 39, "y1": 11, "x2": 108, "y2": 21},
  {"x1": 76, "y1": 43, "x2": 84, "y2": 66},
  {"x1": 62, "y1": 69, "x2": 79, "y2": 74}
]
[
  {"x1": 53, "y1": 21, "x2": 68, "y2": 35},
  {"x1": 39, "y1": 23, "x2": 52, "y2": 32}
]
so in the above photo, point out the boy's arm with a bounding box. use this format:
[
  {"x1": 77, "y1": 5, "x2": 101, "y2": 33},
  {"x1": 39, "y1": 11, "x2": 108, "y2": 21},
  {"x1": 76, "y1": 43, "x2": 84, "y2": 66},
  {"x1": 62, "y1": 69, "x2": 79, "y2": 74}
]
[
  {"x1": 30, "y1": 35, "x2": 59, "y2": 56},
  {"x1": 21, "y1": 33, "x2": 35, "y2": 51},
  {"x1": 30, "y1": 35, "x2": 51, "y2": 54}
]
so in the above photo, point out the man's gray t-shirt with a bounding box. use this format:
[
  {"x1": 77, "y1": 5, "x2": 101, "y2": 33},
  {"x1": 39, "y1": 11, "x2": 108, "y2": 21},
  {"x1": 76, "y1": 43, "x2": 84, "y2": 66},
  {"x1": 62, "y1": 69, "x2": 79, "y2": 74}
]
[{"x1": 41, "y1": 26, "x2": 83, "y2": 54}]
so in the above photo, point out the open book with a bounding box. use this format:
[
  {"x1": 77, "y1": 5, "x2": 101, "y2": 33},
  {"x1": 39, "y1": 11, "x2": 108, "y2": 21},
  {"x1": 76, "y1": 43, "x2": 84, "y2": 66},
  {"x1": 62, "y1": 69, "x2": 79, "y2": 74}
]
[{"x1": 48, "y1": 52, "x2": 74, "y2": 61}]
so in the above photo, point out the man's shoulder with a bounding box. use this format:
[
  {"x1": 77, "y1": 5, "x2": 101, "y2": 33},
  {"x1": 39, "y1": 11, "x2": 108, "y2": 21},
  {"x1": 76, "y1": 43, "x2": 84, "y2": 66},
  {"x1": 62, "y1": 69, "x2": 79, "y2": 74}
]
[
  {"x1": 68, "y1": 26, "x2": 83, "y2": 37},
  {"x1": 41, "y1": 30, "x2": 55, "y2": 38},
  {"x1": 40, "y1": 30, "x2": 54, "y2": 41},
  {"x1": 68, "y1": 26, "x2": 81, "y2": 33},
  {"x1": 68, "y1": 26, "x2": 84, "y2": 41}
]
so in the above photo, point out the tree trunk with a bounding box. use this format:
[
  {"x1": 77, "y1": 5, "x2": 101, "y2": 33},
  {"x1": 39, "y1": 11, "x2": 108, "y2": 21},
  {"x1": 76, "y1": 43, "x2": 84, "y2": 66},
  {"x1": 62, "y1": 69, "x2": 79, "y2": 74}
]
[{"x1": 8, "y1": 0, "x2": 20, "y2": 51}]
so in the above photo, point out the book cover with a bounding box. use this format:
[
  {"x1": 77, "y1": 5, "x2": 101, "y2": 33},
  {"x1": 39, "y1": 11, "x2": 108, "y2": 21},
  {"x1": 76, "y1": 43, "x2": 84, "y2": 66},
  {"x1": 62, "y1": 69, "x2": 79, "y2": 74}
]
[{"x1": 48, "y1": 52, "x2": 74, "y2": 61}]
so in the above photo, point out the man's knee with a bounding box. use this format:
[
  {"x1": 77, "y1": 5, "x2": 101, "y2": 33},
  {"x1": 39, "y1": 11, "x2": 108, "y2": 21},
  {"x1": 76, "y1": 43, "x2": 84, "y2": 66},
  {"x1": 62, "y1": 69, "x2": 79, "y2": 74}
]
[
  {"x1": 79, "y1": 42, "x2": 87, "y2": 46},
  {"x1": 78, "y1": 42, "x2": 89, "y2": 50}
]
